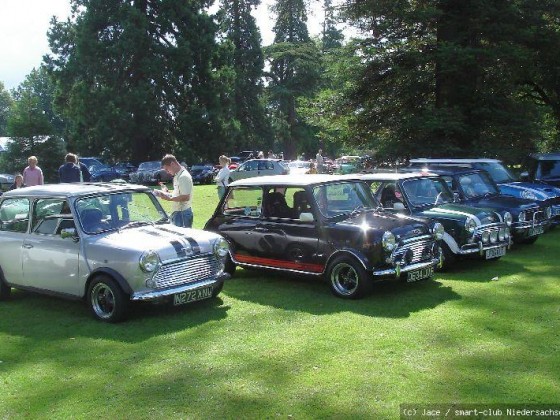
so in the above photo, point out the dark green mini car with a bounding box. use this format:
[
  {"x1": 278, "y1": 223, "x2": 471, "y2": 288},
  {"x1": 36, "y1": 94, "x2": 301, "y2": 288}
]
[{"x1": 356, "y1": 173, "x2": 511, "y2": 267}]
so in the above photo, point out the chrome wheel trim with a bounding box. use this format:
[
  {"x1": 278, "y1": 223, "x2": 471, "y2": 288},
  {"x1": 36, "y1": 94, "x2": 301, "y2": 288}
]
[
  {"x1": 90, "y1": 282, "x2": 116, "y2": 319},
  {"x1": 330, "y1": 262, "x2": 359, "y2": 296}
]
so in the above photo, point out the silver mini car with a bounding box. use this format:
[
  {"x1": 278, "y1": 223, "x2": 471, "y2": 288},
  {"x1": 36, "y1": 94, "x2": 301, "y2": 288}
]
[{"x1": 0, "y1": 183, "x2": 229, "y2": 322}]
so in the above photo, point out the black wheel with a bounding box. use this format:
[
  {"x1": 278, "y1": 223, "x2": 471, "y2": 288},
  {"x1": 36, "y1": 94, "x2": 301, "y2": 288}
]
[
  {"x1": 224, "y1": 254, "x2": 237, "y2": 277},
  {"x1": 0, "y1": 273, "x2": 11, "y2": 301},
  {"x1": 87, "y1": 276, "x2": 129, "y2": 322},
  {"x1": 326, "y1": 255, "x2": 371, "y2": 299},
  {"x1": 212, "y1": 281, "x2": 224, "y2": 297},
  {"x1": 440, "y1": 242, "x2": 456, "y2": 270},
  {"x1": 515, "y1": 235, "x2": 539, "y2": 245}
]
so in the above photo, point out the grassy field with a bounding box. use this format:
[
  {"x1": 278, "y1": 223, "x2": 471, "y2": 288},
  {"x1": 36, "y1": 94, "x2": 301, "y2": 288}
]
[{"x1": 1, "y1": 184, "x2": 559, "y2": 418}]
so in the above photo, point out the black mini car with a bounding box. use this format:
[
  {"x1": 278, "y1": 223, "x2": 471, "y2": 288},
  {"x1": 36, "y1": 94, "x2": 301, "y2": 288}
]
[
  {"x1": 411, "y1": 167, "x2": 552, "y2": 244},
  {"x1": 204, "y1": 175, "x2": 444, "y2": 299},
  {"x1": 521, "y1": 153, "x2": 560, "y2": 188}
]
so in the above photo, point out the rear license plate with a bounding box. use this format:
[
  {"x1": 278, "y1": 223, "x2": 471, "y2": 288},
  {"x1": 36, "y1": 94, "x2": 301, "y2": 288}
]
[
  {"x1": 528, "y1": 225, "x2": 544, "y2": 236},
  {"x1": 406, "y1": 267, "x2": 434, "y2": 283},
  {"x1": 173, "y1": 286, "x2": 213, "y2": 306},
  {"x1": 485, "y1": 246, "x2": 506, "y2": 259}
]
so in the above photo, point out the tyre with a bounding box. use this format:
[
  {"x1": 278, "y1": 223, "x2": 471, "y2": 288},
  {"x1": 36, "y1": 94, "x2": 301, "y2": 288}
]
[
  {"x1": 440, "y1": 242, "x2": 456, "y2": 270},
  {"x1": 0, "y1": 274, "x2": 11, "y2": 301},
  {"x1": 224, "y1": 254, "x2": 237, "y2": 277},
  {"x1": 326, "y1": 255, "x2": 371, "y2": 299},
  {"x1": 515, "y1": 235, "x2": 539, "y2": 245},
  {"x1": 87, "y1": 276, "x2": 129, "y2": 322}
]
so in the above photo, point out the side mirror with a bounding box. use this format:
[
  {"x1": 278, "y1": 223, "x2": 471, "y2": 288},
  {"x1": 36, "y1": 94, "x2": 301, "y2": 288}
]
[
  {"x1": 299, "y1": 212, "x2": 315, "y2": 222},
  {"x1": 61, "y1": 228, "x2": 79, "y2": 242},
  {"x1": 393, "y1": 202, "x2": 405, "y2": 211},
  {"x1": 520, "y1": 171, "x2": 529, "y2": 182}
]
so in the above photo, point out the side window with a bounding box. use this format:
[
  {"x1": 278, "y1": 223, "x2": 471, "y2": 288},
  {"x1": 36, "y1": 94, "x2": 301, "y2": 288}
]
[
  {"x1": 244, "y1": 161, "x2": 258, "y2": 171},
  {"x1": 223, "y1": 187, "x2": 263, "y2": 217},
  {"x1": 0, "y1": 198, "x2": 30, "y2": 233},
  {"x1": 379, "y1": 182, "x2": 403, "y2": 209},
  {"x1": 259, "y1": 160, "x2": 274, "y2": 170},
  {"x1": 262, "y1": 187, "x2": 308, "y2": 220},
  {"x1": 368, "y1": 181, "x2": 383, "y2": 196},
  {"x1": 32, "y1": 198, "x2": 74, "y2": 235}
]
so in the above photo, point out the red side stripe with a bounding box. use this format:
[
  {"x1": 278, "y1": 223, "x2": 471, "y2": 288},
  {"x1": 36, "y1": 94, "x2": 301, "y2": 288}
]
[{"x1": 234, "y1": 254, "x2": 324, "y2": 273}]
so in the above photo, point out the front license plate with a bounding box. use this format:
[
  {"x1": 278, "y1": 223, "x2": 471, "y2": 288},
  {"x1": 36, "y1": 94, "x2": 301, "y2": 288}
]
[
  {"x1": 173, "y1": 286, "x2": 213, "y2": 306},
  {"x1": 485, "y1": 246, "x2": 506, "y2": 259},
  {"x1": 406, "y1": 267, "x2": 434, "y2": 283},
  {"x1": 528, "y1": 225, "x2": 544, "y2": 236}
]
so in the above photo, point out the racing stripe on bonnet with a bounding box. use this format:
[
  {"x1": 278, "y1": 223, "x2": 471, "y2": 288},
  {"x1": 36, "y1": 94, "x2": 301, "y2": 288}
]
[
  {"x1": 170, "y1": 240, "x2": 187, "y2": 258},
  {"x1": 184, "y1": 237, "x2": 201, "y2": 254}
]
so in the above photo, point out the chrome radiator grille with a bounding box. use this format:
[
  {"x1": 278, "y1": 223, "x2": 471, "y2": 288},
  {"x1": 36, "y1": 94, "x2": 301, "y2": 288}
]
[
  {"x1": 153, "y1": 254, "x2": 222, "y2": 289},
  {"x1": 393, "y1": 238, "x2": 435, "y2": 264}
]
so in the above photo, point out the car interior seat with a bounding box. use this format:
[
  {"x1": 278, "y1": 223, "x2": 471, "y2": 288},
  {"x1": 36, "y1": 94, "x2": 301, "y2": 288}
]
[
  {"x1": 293, "y1": 190, "x2": 311, "y2": 217},
  {"x1": 265, "y1": 192, "x2": 293, "y2": 218},
  {"x1": 380, "y1": 184, "x2": 399, "y2": 208}
]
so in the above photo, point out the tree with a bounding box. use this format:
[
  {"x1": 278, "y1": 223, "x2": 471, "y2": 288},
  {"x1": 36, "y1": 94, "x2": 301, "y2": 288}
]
[
  {"x1": 0, "y1": 82, "x2": 13, "y2": 137},
  {"x1": 216, "y1": 0, "x2": 270, "y2": 153},
  {"x1": 45, "y1": 0, "x2": 226, "y2": 163},
  {"x1": 265, "y1": 0, "x2": 321, "y2": 159},
  {"x1": 343, "y1": 0, "x2": 543, "y2": 162}
]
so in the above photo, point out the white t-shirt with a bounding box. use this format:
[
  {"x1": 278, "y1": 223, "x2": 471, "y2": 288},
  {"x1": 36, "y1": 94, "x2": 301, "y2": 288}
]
[
  {"x1": 215, "y1": 166, "x2": 230, "y2": 187},
  {"x1": 172, "y1": 167, "x2": 193, "y2": 212}
]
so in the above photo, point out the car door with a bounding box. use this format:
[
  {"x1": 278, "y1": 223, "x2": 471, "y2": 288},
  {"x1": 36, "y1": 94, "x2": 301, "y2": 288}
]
[
  {"x1": 0, "y1": 197, "x2": 30, "y2": 285},
  {"x1": 22, "y1": 198, "x2": 82, "y2": 296},
  {"x1": 254, "y1": 187, "x2": 322, "y2": 273}
]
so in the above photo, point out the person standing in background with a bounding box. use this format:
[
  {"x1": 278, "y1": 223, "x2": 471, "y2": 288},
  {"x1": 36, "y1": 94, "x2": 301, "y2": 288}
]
[
  {"x1": 157, "y1": 154, "x2": 194, "y2": 228},
  {"x1": 22, "y1": 156, "x2": 44, "y2": 186},
  {"x1": 9, "y1": 174, "x2": 26, "y2": 190},
  {"x1": 59, "y1": 153, "x2": 81, "y2": 183},
  {"x1": 316, "y1": 149, "x2": 324, "y2": 174},
  {"x1": 215, "y1": 155, "x2": 231, "y2": 199}
]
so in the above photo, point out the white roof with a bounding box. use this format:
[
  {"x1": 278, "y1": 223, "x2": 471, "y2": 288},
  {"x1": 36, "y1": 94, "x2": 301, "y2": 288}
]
[
  {"x1": 229, "y1": 174, "x2": 359, "y2": 187},
  {"x1": 409, "y1": 158, "x2": 501, "y2": 163},
  {"x1": 2, "y1": 182, "x2": 149, "y2": 198},
  {"x1": 355, "y1": 172, "x2": 436, "y2": 181}
]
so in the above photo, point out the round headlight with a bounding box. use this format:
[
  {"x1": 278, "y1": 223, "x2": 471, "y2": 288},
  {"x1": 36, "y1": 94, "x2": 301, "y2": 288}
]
[
  {"x1": 518, "y1": 211, "x2": 526, "y2": 223},
  {"x1": 139, "y1": 250, "x2": 160, "y2": 272},
  {"x1": 465, "y1": 217, "x2": 477, "y2": 234},
  {"x1": 490, "y1": 230, "x2": 498, "y2": 243},
  {"x1": 521, "y1": 190, "x2": 537, "y2": 200},
  {"x1": 432, "y1": 222, "x2": 444, "y2": 240},
  {"x1": 213, "y1": 237, "x2": 229, "y2": 258},
  {"x1": 482, "y1": 231, "x2": 490, "y2": 243},
  {"x1": 546, "y1": 206, "x2": 552, "y2": 219},
  {"x1": 503, "y1": 212, "x2": 513, "y2": 227},
  {"x1": 382, "y1": 231, "x2": 396, "y2": 252}
]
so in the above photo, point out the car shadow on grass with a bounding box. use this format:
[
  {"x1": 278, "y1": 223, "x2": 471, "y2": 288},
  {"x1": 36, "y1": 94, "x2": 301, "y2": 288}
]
[
  {"x1": 223, "y1": 267, "x2": 461, "y2": 318},
  {"x1": 0, "y1": 289, "x2": 231, "y2": 342},
  {"x1": 438, "y1": 252, "x2": 528, "y2": 283}
]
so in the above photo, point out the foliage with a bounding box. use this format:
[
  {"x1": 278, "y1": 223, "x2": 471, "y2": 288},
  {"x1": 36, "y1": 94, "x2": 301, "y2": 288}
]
[
  {"x1": 1, "y1": 184, "x2": 559, "y2": 417},
  {"x1": 45, "y1": 0, "x2": 228, "y2": 164},
  {"x1": 215, "y1": 0, "x2": 271, "y2": 154},
  {"x1": 342, "y1": 0, "x2": 548, "y2": 163},
  {"x1": 0, "y1": 82, "x2": 12, "y2": 137},
  {"x1": 265, "y1": 0, "x2": 322, "y2": 159}
]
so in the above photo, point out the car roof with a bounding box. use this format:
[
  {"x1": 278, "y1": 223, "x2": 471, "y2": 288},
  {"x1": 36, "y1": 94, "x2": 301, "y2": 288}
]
[
  {"x1": 1, "y1": 182, "x2": 150, "y2": 198},
  {"x1": 530, "y1": 153, "x2": 560, "y2": 160},
  {"x1": 409, "y1": 158, "x2": 501, "y2": 164},
  {"x1": 411, "y1": 166, "x2": 482, "y2": 176},
  {"x1": 229, "y1": 174, "x2": 358, "y2": 187},
  {"x1": 355, "y1": 172, "x2": 440, "y2": 181}
]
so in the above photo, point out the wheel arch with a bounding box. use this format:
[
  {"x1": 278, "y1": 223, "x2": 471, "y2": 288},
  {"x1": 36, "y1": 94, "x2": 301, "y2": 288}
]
[
  {"x1": 84, "y1": 268, "x2": 133, "y2": 299},
  {"x1": 324, "y1": 249, "x2": 369, "y2": 275}
]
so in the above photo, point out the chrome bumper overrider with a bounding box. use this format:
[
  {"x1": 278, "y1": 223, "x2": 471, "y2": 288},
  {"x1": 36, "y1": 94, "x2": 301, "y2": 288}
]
[{"x1": 130, "y1": 273, "x2": 230, "y2": 301}]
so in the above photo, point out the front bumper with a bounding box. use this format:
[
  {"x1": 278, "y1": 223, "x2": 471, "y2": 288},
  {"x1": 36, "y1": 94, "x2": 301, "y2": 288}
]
[
  {"x1": 130, "y1": 272, "x2": 230, "y2": 301},
  {"x1": 372, "y1": 256, "x2": 442, "y2": 278},
  {"x1": 511, "y1": 220, "x2": 549, "y2": 239}
]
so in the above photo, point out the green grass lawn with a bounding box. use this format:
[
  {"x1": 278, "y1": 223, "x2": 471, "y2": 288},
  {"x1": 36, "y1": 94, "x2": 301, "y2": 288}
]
[{"x1": 1, "y1": 184, "x2": 559, "y2": 418}]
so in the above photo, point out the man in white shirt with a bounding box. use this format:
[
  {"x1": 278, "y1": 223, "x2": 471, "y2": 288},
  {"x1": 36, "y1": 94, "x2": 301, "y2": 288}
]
[{"x1": 158, "y1": 154, "x2": 194, "y2": 227}]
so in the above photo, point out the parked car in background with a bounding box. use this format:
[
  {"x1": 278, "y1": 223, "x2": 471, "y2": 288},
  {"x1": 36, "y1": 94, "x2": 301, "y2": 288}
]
[
  {"x1": 414, "y1": 166, "x2": 552, "y2": 244},
  {"x1": 228, "y1": 159, "x2": 288, "y2": 182},
  {"x1": 205, "y1": 175, "x2": 443, "y2": 298},
  {"x1": 129, "y1": 161, "x2": 173, "y2": 185},
  {"x1": 228, "y1": 157, "x2": 241, "y2": 170},
  {"x1": 191, "y1": 163, "x2": 217, "y2": 185},
  {"x1": 287, "y1": 160, "x2": 312, "y2": 175},
  {"x1": 333, "y1": 156, "x2": 362, "y2": 174},
  {"x1": 112, "y1": 161, "x2": 138, "y2": 181},
  {"x1": 409, "y1": 158, "x2": 560, "y2": 225},
  {"x1": 356, "y1": 172, "x2": 511, "y2": 267},
  {"x1": 521, "y1": 153, "x2": 560, "y2": 188},
  {"x1": 0, "y1": 183, "x2": 230, "y2": 322},
  {"x1": 237, "y1": 150, "x2": 260, "y2": 162},
  {"x1": 79, "y1": 157, "x2": 120, "y2": 182},
  {"x1": 0, "y1": 173, "x2": 14, "y2": 191}
]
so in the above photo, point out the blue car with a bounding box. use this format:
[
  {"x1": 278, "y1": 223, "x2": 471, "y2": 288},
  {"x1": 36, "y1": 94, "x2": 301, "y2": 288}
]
[
  {"x1": 406, "y1": 166, "x2": 552, "y2": 245},
  {"x1": 409, "y1": 158, "x2": 560, "y2": 225},
  {"x1": 79, "y1": 157, "x2": 120, "y2": 182}
]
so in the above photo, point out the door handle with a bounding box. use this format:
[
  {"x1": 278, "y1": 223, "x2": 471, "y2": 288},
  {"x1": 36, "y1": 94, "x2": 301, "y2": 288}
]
[{"x1": 23, "y1": 244, "x2": 33, "y2": 249}]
